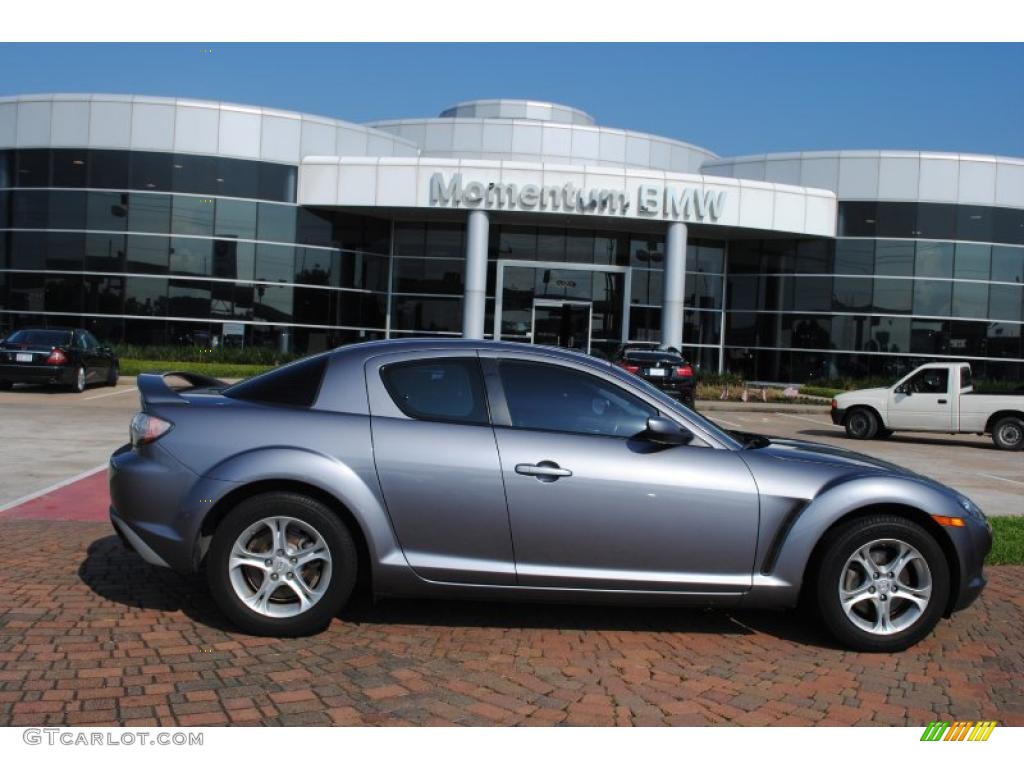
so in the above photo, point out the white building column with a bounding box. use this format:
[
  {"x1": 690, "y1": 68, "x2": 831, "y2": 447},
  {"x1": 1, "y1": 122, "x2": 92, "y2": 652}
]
[
  {"x1": 462, "y1": 210, "x2": 489, "y2": 339},
  {"x1": 661, "y1": 221, "x2": 688, "y2": 350}
]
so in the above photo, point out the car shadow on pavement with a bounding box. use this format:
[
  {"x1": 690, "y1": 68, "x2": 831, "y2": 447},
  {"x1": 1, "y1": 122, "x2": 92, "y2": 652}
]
[
  {"x1": 795, "y1": 428, "x2": 996, "y2": 450},
  {"x1": 79, "y1": 533, "x2": 841, "y2": 650}
]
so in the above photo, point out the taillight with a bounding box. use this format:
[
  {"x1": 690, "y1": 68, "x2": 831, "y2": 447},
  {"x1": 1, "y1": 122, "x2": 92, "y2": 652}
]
[
  {"x1": 675, "y1": 365, "x2": 693, "y2": 377},
  {"x1": 130, "y1": 412, "x2": 173, "y2": 447},
  {"x1": 46, "y1": 348, "x2": 67, "y2": 364},
  {"x1": 831, "y1": 399, "x2": 838, "y2": 410},
  {"x1": 618, "y1": 362, "x2": 640, "y2": 374}
]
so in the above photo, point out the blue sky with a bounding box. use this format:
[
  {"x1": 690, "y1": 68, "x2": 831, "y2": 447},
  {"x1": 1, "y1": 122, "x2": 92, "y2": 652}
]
[{"x1": 1, "y1": 43, "x2": 1021, "y2": 157}]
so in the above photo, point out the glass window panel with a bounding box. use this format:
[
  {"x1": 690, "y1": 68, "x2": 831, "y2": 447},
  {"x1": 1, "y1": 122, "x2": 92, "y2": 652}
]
[
  {"x1": 497, "y1": 225, "x2": 536, "y2": 258},
  {"x1": 837, "y1": 202, "x2": 878, "y2": 237},
  {"x1": 125, "y1": 234, "x2": 169, "y2": 274},
  {"x1": 630, "y1": 236, "x2": 664, "y2": 268},
  {"x1": 171, "y1": 154, "x2": 216, "y2": 195},
  {"x1": 295, "y1": 247, "x2": 334, "y2": 286},
  {"x1": 88, "y1": 150, "x2": 130, "y2": 190},
  {"x1": 795, "y1": 239, "x2": 832, "y2": 273},
  {"x1": 257, "y1": 163, "x2": 297, "y2": 203},
  {"x1": 761, "y1": 240, "x2": 797, "y2": 273},
  {"x1": 130, "y1": 151, "x2": 172, "y2": 191},
  {"x1": 0, "y1": 190, "x2": 9, "y2": 230},
  {"x1": 874, "y1": 240, "x2": 915, "y2": 276},
  {"x1": 293, "y1": 285, "x2": 332, "y2": 326},
  {"x1": 212, "y1": 240, "x2": 255, "y2": 282},
  {"x1": 954, "y1": 242, "x2": 991, "y2": 280},
  {"x1": 15, "y1": 149, "x2": 50, "y2": 187},
  {"x1": 84, "y1": 275, "x2": 124, "y2": 315},
  {"x1": 215, "y1": 157, "x2": 260, "y2": 200},
  {"x1": 46, "y1": 232, "x2": 84, "y2": 271},
  {"x1": 253, "y1": 284, "x2": 293, "y2": 322},
  {"x1": 535, "y1": 267, "x2": 593, "y2": 301},
  {"x1": 390, "y1": 296, "x2": 461, "y2": 332},
  {"x1": 728, "y1": 241, "x2": 762, "y2": 273},
  {"x1": 989, "y1": 284, "x2": 1023, "y2": 321},
  {"x1": 690, "y1": 273, "x2": 723, "y2": 309},
  {"x1": 169, "y1": 237, "x2": 212, "y2": 277},
  {"x1": 792, "y1": 276, "x2": 831, "y2": 312},
  {"x1": 683, "y1": 309, "x2": 721, "y2": 347},
  {"x1": 876, "y1": 202, "x2": 918, "y2": 238},
  {"x1": 335, "y1": 291, "x2": 387, "y2": 329},
  {"x1": 254, "y1": 243, "x2": 294, "y2": 283},
  {"x1": 538, "y1": 229, "x2": 566, "y2": 262},
  {"x1": 7, "y1": 273, "x2": 45, "y2": 310},
  {"x1": 10, "y1": 231, "x2": 45, "y2": 269},
  {"x1": 913, "y1": 280, "x2": 952, "y2": 317},
  {"x1": 992, "y1": 207, "x2": 1024, "y2": 247},
  {"x1": 124, "y1": 276, "x2": 168, "y2": 316},
  {"x1": 565, "y1": 231, "x2": 594, "y2": 264},
  {"x1": 394, "y1": 222, "x2": 426, "y2": 256},
  {"x1": 873, "y1": 278, "x2": 913, "y2": 313},
  {"x1": 424, "y1": 223, "x2": 463, "y2": 258},
  {"x1": 868, "y1": 317, "x2": 910, "y2": 354},
  {"x1": 915, "y1": 241, "x2": 954, "y2": 278},
  {"x1": 12, "y1": 190, "x2": 49, "y2": 228},
  {"x1": 630, "y1": 268, "x2": 651, "y2": 305},
  {"x1": 380, "y1": 359, "x2": 488, "y2": 424},
  {"x1": 47, "y1": 190, "x2": 86, "y2": 230},
  {"x1": 593, "y1": 233, "x2": 623, "y2": 265},
  {"x1": 833, "y1": 239, "x2": 874, "y2": 275},
  {"x1": 127, "y1": 193, "x2": 171, "y2": 234},
  {"x1": 171, "y1": 195, "x2": 214, "y2": 236},
  {"x1": 392, "y1": 257, "x2": 464, "y2": 294},
  {"x1": 628, "y1": 306, "x2": 661, "y2": 342},
  {"x1": 45, "y1": 274, "x2": 83, "y2": 312},
  {"x1": 51, "y1": 149, "x2": 88, "y2": 187},
  {"x1": 696, "y1": 241, "x2": 726, "y2": 273},
  {"x1": 256, "y1": 203, "x2": 296, "y2": 243},
  {"x1": 952, "y1": 281, "x2": 988, "y2": 319},
  {"x1": 339, "y1": 251, "x2": 389, "y2": 292},
  {"x1": 85, "y1": 233, "x2": 126, "y2": 272},
  {"x1": 86, "y1": 191, "x2": 129, "y2": 232},
  {"x1": 956, "y1": 205, "x2": 994, "y2": 243},
  {"x1": 915, "y1": 203, "x2": 957, "y2": 240},
  {"x1": 991, "y1": 246, "x2": 1024, "y2": 283},
  {"x1": 832, "y1": 277, "x2": 873, "y2": 310},
  {"x1": 296, "y1": 208, "x2": 334, "y2": 247},
  {"x1": 168, "y1": 279, "x2": 211, "y2": 318},
  {"x1": 788, "y1": 316, "x2": 832, "y2": 350},
  {"x1": 214, "y1": 198, "x2": 258, "y2": 240}
]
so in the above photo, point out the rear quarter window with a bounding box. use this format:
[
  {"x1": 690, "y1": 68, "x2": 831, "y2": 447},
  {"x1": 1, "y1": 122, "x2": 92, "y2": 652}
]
[
  {"x1": 224, "y1": 354, "x2": 328, "y2": 407},
  {"x1": 380, "y1": 358, "x2": 489, "y2": 425}
]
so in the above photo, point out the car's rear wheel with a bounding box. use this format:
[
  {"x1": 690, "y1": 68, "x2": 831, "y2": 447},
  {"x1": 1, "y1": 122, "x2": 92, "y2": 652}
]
[
  {"x1": 106, "y1": 362, "x2": 119, "y2": 386},
  {"x1": 844, "y1": 408, "x2": 878, "y2": 440},
  {"x1": 991, "y1": 416, "x2": 1024, "y2": 451},
  {"x1": 71, "y1": 366, "x2": 86, "y2": 393},
  {"x1": 814, "y1": 515, "x2": 949, "y2": 652},
  {"x1": 207, "y1": 492, "x2": 357, "y2": 636}
]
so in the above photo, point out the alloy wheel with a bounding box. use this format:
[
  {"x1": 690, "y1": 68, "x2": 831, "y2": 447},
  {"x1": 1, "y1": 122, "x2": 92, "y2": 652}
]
[{"x1": 838, "y1": 538, "x2": 932, "y2": 635}]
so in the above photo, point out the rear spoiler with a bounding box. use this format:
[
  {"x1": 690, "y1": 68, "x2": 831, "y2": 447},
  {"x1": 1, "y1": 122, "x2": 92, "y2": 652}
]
[{"x1": 136, "y1": 371, "x2": 229, "y2": 406}]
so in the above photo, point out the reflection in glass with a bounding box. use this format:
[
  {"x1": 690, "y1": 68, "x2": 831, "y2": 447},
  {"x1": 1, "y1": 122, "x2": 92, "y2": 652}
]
[
  {"x1": 170, "y1": 237, "x2": 212, "y2": 276},
  {"x1": 125, "y1": 235, "x2": 169, "y2": 274},
  {"x1": 954, "y1": 243, "x2": 991, "y2": 280},
  {"x1": 873, "y1": 277, "x2": 913, "y2": 313},
  {"x1": 254, "y1": 243, "x2": 294, "y2": 283},
  {"x1": 991, "y1": 246, "x2": 1024, "y2": 283},
  {"x1": 874, "y1": 240, "x2": 915, "y2": 276},
  {"x1": 952, "y1": 281, "x2": 988, "y2": 319},
  {"x1": 124, "y1": 276, "x2": 168, "y2": 316},
  {"x1": 127, "y1": 193, "x2": 171, "y2": 234},
  {"x1": 915, "y1": 241, "x2": 954, "y2": 278},
  {"x1": 214, "y1": 199, "x2": 258, "y2": 240},
  {"x1": 913, "y1": 280, "x2": 952, "y2": 317},
  {"x1": 171, "y1": 196, "x2": 214, "y2": 236},
  {"x1": 256, "y1": 203, "x2": 297, "y2": 243}
]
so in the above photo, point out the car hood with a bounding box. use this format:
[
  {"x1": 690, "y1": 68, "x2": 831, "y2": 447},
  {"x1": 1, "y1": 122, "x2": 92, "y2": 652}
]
[
  {"x1": 835, "y1": 387, "x2": 889, "y2": 405},
  {"x1": 748, "y1": 436, "x2": 916, "y2": 476}
]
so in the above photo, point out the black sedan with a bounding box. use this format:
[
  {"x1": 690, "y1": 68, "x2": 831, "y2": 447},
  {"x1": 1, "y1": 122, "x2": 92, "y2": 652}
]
[
  {"x1": 0, "y1": 328, "x2": 119, "y2": 392},
  {"x1": 612, "y1": 343, "x2": 696, "y2": 408}
]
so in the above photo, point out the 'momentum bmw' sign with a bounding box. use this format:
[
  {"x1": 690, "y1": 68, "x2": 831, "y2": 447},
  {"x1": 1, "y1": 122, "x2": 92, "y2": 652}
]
[{"x1": 430, "y1": 172, "x2": 726, "y2": 221}]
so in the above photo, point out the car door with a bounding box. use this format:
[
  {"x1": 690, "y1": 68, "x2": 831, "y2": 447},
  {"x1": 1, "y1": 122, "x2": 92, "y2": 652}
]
[
  {"x1": 485, "y1": 354, "x2": 760, "y2": 594},
  {"x1": 365, "y1": 350, "x2": 515, "y2": 585},
  {"x1": 888, "y1": 368, "x2": 952, "y2": 431},
  {"x1": 72, "y1": 330, "x2": 96, "y2": 381}
]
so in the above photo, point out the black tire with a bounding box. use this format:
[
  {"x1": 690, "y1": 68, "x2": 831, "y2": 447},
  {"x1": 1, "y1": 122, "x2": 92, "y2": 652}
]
[
  {"x1": 70, "y1": 366, "x2": 86, "y2": 393},
  {"x1": 106, "y1": 361, "x2": 119, "y2": 386},
  {"x1": 206, "y1": 492, "x2": 358, "y2": 637},
  {"x1": 991, "y1": 416, "x2": 1024, "y2": 451},
  {"x1": 0, "y1": 380, "x2": 12, "y2": 391},
  {"x1": 844, "y1": 408, "x2": 879, "y2": 440},
  {"x1": 876, "y1": 428, "x2": 894, "y2": 439},
  {"x1": 814, "y1": 515, "x2": 950, "y2": 652}
]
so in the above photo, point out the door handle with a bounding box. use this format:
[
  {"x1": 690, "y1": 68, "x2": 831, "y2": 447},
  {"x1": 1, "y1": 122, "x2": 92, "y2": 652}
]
[
  {"x1": 938, "y1": 399, "x2": 948, "y2": 404},
  {"x1": 515, "y1": 461, "x2": 572, "y2": 481}
]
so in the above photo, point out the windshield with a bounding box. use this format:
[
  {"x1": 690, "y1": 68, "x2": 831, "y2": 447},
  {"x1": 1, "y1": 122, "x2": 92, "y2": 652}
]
[{"x1": 4, "y1": 329, "x2": 73, "y2": 347}]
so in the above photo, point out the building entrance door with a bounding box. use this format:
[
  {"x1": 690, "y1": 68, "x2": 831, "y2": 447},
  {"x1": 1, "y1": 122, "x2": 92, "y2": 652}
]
[{"x1": 531, "y1": 300, "x2": 592, "y2": 353}]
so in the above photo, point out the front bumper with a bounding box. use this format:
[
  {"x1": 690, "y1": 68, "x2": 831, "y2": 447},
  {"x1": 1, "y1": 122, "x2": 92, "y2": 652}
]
[
  {"x1": 947, "y1": 515, "x2": 993, "y2": 613},
  {"x1": 0, "y1": 363, "x2": 74, "y2": 385},
  {"x1": 830, "y1": 406, "x2": 846, "y2": 425}
]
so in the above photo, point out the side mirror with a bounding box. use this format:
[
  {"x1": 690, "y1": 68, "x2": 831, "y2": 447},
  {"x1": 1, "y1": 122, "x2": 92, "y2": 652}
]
[{"x1": 642, "y1": 416, "x2": 694, "y2": 446}]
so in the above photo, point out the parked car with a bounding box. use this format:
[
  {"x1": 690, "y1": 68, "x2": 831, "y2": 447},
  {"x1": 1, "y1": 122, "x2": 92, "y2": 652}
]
[
  {"x1": 109, "y1": 340, "x2": 991, "y2": 651},
  {"x1": 832, "y1": 362, "x2": 1024, "y2": 451},
  {"x1": 0, "y1": 327, "x2": 119, "y2": 392},
  {"x1": 612, "y1": 342, "x2": 696, "y2": 408}
]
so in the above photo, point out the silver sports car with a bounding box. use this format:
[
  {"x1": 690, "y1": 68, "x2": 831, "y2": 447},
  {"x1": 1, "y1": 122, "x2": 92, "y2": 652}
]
[{"x1": 109, "y1": 339, "x2": 991, "y2": 651}]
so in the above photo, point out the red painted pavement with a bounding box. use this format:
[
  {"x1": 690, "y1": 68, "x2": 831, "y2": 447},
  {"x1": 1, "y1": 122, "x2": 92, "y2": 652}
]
[{"x1": 0, "y1": 469, "x2": 109, "y2": 522}]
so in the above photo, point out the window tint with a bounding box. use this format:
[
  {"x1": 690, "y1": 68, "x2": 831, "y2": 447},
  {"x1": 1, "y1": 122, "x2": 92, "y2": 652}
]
[
  {"x1": 224, "y1": 354, "x2": 328, "y2": 407},
  {"x1": 380, "y1": 358, "x2": 488, "y2": 425},
  {"x1": 498, "y1": 360, "x2": 656, "y2": 437},
  {"x1": 906, "y1": 368, "x2": 948, "y2": 394},
  {"x1": 6, "y1": 329, "x2": 73, "y2": 347},
  {"x1": 960, "y1": 367, "x2": 972, "y2": 390}
]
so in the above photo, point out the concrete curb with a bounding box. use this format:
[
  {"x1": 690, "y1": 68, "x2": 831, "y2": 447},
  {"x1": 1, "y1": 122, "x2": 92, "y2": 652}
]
[{"x1": 696, "y1": 401, "x2": 832, "y2": 414}]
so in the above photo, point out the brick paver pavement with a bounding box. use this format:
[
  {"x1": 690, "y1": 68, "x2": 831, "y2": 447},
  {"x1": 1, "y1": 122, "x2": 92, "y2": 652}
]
[{"x1": 0, "y1": 519, "x2": 1021, "y2": 727}]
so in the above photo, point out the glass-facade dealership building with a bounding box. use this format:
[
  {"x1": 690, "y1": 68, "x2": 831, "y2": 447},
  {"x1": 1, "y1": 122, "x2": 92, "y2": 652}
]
[{"x1": 1, "y1": 93, "x2": 1022, "y2": 381}]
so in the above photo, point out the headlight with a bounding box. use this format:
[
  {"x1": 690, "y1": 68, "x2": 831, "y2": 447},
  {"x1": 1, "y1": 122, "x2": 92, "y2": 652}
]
[{"x1": 956, "y1": 493, "x2": 985, "y2": 521}]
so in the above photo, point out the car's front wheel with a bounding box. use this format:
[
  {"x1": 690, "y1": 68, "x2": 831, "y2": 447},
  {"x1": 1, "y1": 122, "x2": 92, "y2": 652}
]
[
  {"x1": 844, "y1": 408, "x2": 878, "y2": 440},
  {"x1": 814, "y1": 515, "x2": 949, "y2": 652},
  {"x1": 207, "y1": 492, "x2": 358, "y2": 636}
]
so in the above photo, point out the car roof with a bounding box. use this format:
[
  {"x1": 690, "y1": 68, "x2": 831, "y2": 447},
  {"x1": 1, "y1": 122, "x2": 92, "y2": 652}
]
[{"x1": 332, "y1": 337, "x2": 608, "y2": 367}]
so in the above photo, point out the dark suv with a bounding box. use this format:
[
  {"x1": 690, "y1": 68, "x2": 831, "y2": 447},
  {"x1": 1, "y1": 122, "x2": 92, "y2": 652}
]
[{"x1": 612, "y1": 343, "x2": 696, "y2": 408}]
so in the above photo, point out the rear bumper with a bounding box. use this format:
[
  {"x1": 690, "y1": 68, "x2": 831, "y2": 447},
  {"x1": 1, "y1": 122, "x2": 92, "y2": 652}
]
[
  {"x1": 0, "y1": 363, "x2": 74, "y2": 385},
  {"x1": 643, "y1": 378, "x2": 695, "y2": 401}
]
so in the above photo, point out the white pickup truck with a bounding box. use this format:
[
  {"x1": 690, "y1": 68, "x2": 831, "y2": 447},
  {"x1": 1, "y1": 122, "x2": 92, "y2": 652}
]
[{"x1": 831, "y1": 362, "x2": 1024, "y2": 451}]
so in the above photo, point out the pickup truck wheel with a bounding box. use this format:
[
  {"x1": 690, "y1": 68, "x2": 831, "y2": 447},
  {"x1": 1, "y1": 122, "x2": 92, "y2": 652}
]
[
  {"x1": 815, "y1": 515, "x2": 949, "y2": 652},
  {"x1": 844, "y1": 408, "x2": 878, "y2": 440},
  {"x1": 992, "y1": 416, "x2": 1024, "y2": 451},
  {"x1": 207, "y1": 492, "x2": 358, "y2": 636}
]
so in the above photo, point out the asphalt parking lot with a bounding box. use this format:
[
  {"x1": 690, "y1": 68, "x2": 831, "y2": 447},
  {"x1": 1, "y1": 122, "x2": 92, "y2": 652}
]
[{"x1": 0, "y1": 382, "x2": 1021, "y2": 726}]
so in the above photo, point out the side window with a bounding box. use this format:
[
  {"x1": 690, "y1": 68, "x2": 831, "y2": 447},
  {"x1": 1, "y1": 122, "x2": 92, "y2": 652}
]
[
  {"x1": 381, "y1": 358, "x2": 489, "y2": 425},
  {"x1": 498, "y1": 360, "x2": 657, "y2": 438},
  {"x1": 960, "y1": 367, "x2": 972, "y2": 390},
  {"x1": 82, "y1": 331, "x2": 100, "y2": 350},
  {"x1": 72, "y1": 330, "x2": 86, "y2": 349},
  {"x1": 908, "y1": 368, "x2": 949, "y2": 394}
]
